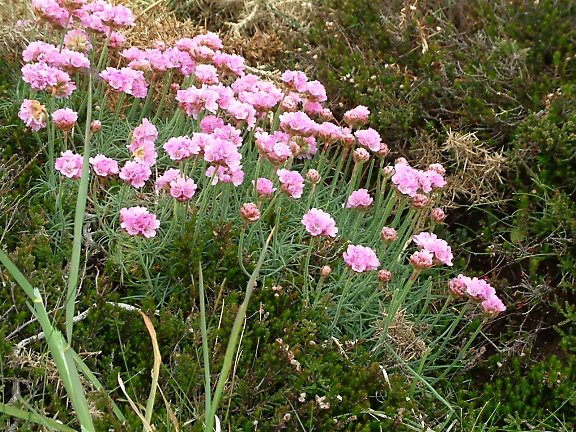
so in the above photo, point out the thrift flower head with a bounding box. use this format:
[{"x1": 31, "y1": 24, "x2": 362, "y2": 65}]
[
  {"x1": 481, "y1": 295, "x2": 506, "y2": 316},
  {"x1": 321, "y1": 265, "x2": 332, "y2": 278},
  {"x1": 120, "y1": 206, "x2": 160, "y2": 238},
  {"x1": 343, "y1": 245, "x2": 380, "y2": 272},
  {"x1": 378, "y1": 269, "x2": 392, "y2": 283},
  {"x1": 52, "y1": 107, "x2": 78, "y2": 131},
  {"x1": 163, "y1": 136, "x2": 199, "y2": 161},
  {"x1": 55, "y1": 150, "x2": 83, "y2": 179},
  {"x1": 353, "y1": 148, "x2": 370, "y2": 164},
  {"x1": 343, "y1": 105, "x2": 370, "y2": 127},
  {"x1": 89, "y1": 154, "x2": 118, "y2": 177},
  {"x1": 302, "y1": 208, "x2": 338, "y2": 238},
  {"x1": 240, "y1": 203, "x2": 261, "y2": 223},
  {"x1": 155, "y1": 168, "x2": 181, "y2": 191},
  {"x1": 346, "y1": 188, "x2": 373, "y2": 209},
  {"x1": 19, "y1": 99, "x2": 47, "y2": 131},
  {"x1": 169, "y1": 176, "x2": 197, "y2": 201},
  {"x1": 306, "y1": 169, "x2": 321, "y2": 184},
  {"x1": 431, "y1": 207, "x2": 446, "y2": 222},
  {"x1": 119, "y1": 161, "x2": 151, "y2": 188},
  {"x1": 380, "y1": 227, "x2": 398, "y2": 242},
  {"x1": 354, "y1": 128, "x2": 381, "y2": 152},
  {"x1": 409, "y1": 250, "x2": 434, "y2": 269},
  {"x1": 277, "y1": 169, "x2": 305, "y2": 198},
  {"x1": 255, "y1": 177, "x2": 276, "y2": 198},
  {"x1": 412, "y1": 232, "x2": 453, "y2": 266},
  {"x1": 64, "y1": 29, "x2": 92, "y2": 52}
]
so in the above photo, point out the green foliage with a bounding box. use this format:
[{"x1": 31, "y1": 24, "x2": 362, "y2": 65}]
[{"x1": 458, "y1": 354, "x2": 576, "y2": 430}]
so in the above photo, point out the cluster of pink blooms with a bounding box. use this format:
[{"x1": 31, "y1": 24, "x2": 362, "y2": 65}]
[
  {"x1": 346, "y1": 188, "x2": 373, "y2": 209},
  {"x1": 120, "y1": 206, "x2": 160, "y2": 238},
  {"x1": 55, "y1": 150, "x2": 83, "y2": 178},
  {"x1": 31, "y1": 0, "x2": 135, "y2": 34},
  {"x1": 255, "y1": 177, "x2": 276, "y2": 198},
  {"x1": 277, "y1": 169, "x2": 305, "y2": 199},
  {"x1": 18, "y1": 99, "x2": 47, "y2": 131},
  {"x1": 52, "y1": 108, "x2": 78, "y2": 131},
  {"x1": 99, "y1": 67, "x2": 148, "y2": 98},
  {"x1": 343, "y1": 245, "x2": 380, "y2": 273},
  {"x1": 301, "y1": 209, "x2": 338, "y2": 238},
  {"x1": 89, "y1": 154, "x2": 119, "y2": 177},
  {"x1": 411, "y1": 232, "x2": 453, "y2": 268},
  {"x1": 391, "y1": 159, "x2": 446, "y2": 198},
  {"x1": 343, "y1": 105, "x2": 370, "y2": 128},
  {"x1": 154, "y1": 169, "x2": 198, "y2": 202},
  {"x1": 449, "y1": 275, "x2": 506, "y2": 315}
]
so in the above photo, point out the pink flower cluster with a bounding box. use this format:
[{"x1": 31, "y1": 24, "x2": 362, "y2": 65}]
[
  {"x1": 255, "y1": 178, "x2": 276, "y2": 198},
  {"x1": 412, "y1": 232, "x2": 453, "y2": 267},
  {"x1": 52, "y1": 108, "x2": 78, "y2": 131},
  {"x1": 89, "y1": 154, "x2": 119, "y2": 177},
  {"x1": 55, "y1": 150, "x2": 83, "y2": 178},
  {"x1": 449, "y1": 275, "x2": 506, "y2": 315},
  {"x1": 277, "y1": 169, "x2": 305, "y2": 199},
  {"x1": 391, "y1": 159, "x2": 446, "y2": 198},
  {"x1": 21, "y1": 62, "x2": 76, "y2": 98},
  {"x1": 100, "y1": 67, "x2": 148, "y2": 98},
  {"x1": 18, "y1": 99, "x2": 47, "y2": 131},
  {"x1": 343, "y1": 245, "x2": 380, "y2": 273},
  {"x1": 120, "y1": 206, "x2": 160, "y2": 238},
  {"x1": 302, "y1": 208, "x2": 338, "y2": 238},
  {"x1": 343, "y1": 105, "x2": 370, "y2": 127},
  {"x1": 346, "y1": 188, "x2": 373, "y2": 209}
]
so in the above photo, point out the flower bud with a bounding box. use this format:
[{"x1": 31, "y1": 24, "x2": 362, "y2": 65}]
[
  {"x1": 306, "y1": 169, "x2": 321, "y2": 184},
  {"x1": 428, "y1": 163, "x2": 446, "y2": 175},
  {"x1": 448, "y1": 277, "x2": 467, "y2": 297},
  {"x1": 320, "y1": 265, "x2": 332, "y2": 278},
  {"x1": 412, "y1": 194, "x2": 430, "y2": 208},
  {"x1": 380, "y1": 226, "x2": 397, "y2": 242},
  {"x1": 90, "y1": 120, "x2": 102, "y2": 133},
  {"x1": 378, "y1": 269, "x2": 392, "y2": 283},
  {"x1": 240, "y1": 203, "x2": 260, "y2": 223},
  {"x1": 353, "y1": 147, "x2": 370, "y2": 164},
  {"x1": 431, "y1": 207, "x2": 446, "y2": 222},
  {"x1": 377, "y1": 143, "x2": 390, "y2": 158}
]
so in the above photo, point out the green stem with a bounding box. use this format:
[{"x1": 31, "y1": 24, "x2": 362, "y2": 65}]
[
  {"x1": 198, "y1": 264, "x2": 212, "y2": 422},
  {"x1": 302, "y1": 236, "x2": 315, "y2": 307},
  {"x1": 204, "y1": 228, "x2": 275, "y2": 432},
  {"x1": 330, "y1": 271, "x2": 354, "y2": 330},
  {"x1": 65, "y1": 74, "x2": 93, "y2": 345}
]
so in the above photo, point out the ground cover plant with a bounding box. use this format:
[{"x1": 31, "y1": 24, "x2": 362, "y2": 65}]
[
  {"x1": 265, "y1": 0, "x2": 576, "y2": 429},
  {"x1": 5, "y1": 0, "x2": 573, "y2": 431}
]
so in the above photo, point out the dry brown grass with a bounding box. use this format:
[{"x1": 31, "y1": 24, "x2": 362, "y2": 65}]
[
  {"x1": 374, "y1": 309, "x2": 428, "y2": 362},
  {"x1": 413, "y1": 130, "x2": 508, "y2": 207}
]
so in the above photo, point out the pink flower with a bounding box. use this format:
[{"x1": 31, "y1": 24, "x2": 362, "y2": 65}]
[
  {"x1": 213, "y1": 52, "x2": 246, "y2": 77},
  {"x1": 353, "y1": 148, "x2": 370, "y2": 164},
  {"x1": 343, "y1": 105, "x2": 370, "y2": 127},
  {"x1": 89, "y1": 154, "x2": 119, "y2": 177},
  {"x1": 380, "y1": 227, "x2": 397, "y2": 242},
  {"x1": 200, "y1": 115, "x2": 225, "y2": 133},
  {"x1": 52, "y1": 108, "x2": 78, "y2": 131},
  {"x1": 304, "y1": 80, "x2": 327, "y2": 102},
  {"x1": 163, "y1": 136, "x2": 199, "y2": 161},
  {"x1": 464, "y1": 277, "x2": 496, "y2": 302},
  {"x1": 255, "y1": 178, "x2": 276, "y2": 198},
  {"x1": 22, "y1": 63, "x2": 76, "y2": 98},
  {"x1": 240, "y1": 203, "x2": 261, "y2": 223},
  {"x1": 354, "y1": 128, "x2": 381, "y2": 152},
  {"x1": 281, "y1": 70, "x2": 308, "y2": 92},
  {"x1": 277, "y1": 169, "x2": 305, "y2": 198},
  {"x1": 169, "y1": 176, "x2": 197, "y2": 201},
  {"x1": 346, "y1": 188, "x2": 373, "y2": 209},
  {"x1": 194, "y1": 64, "x2": 219, "y2": 84},
  {"x1": 378, "y1": 269, "x2": 392, "y2": 283},
  {"x1": 205, "y1": 165, "x2": 245, "y2": 186},
  {"x1": 131, "y1": 118, "x2": 157, "y2": 146},
  {"x1": 302, "y1": 208, "x2": 338, "y2": 237},
  {"x1": 176, "y1": 85, "x2": 220, "y2": 118},
  {"x1": 100, "y1": 67, "x2": 148, "y2": 98},
  {"x1": 279, "y1": 111, "x2": 317, "y2": 136},
  {"x1": 64, "y1": 29, "x2": 92, "y2": 52},
  {"x1": 55, "y1": 150, "x2": 83, "y2": 179},
  {"x1": 120, "y1": 206, "x2": 160, "y2": 238},
  {"x1": 131, "y1": 142, "x2": 157, "y2": 166},
  {"x1": 409, "y1": 250, "x2": 434, "y2": 269},
  {"x1": 431, "y1": 207, "x2": 446, "y2": 222},
  {"x1": 109, "y1": 31, "x2": 126, "y2": 48},
  {"x1": 343, "y1": 245, "x2": 380, "y2": 272},
  {"x1": 412, "y1": 232, "x2": 453, "y2": 266},
  {"x1": 155, "y1": 168, "x2": 181, "y2": 191},
  {"x1": 481, "y1": 295, "x2": 506, "y2": 316},
  {"x1": 19, "y1": 99, "x2": 47, "y2": 131},
  {"x1": 119, "y1": 161, "x2": 151, "y2": 188}
]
